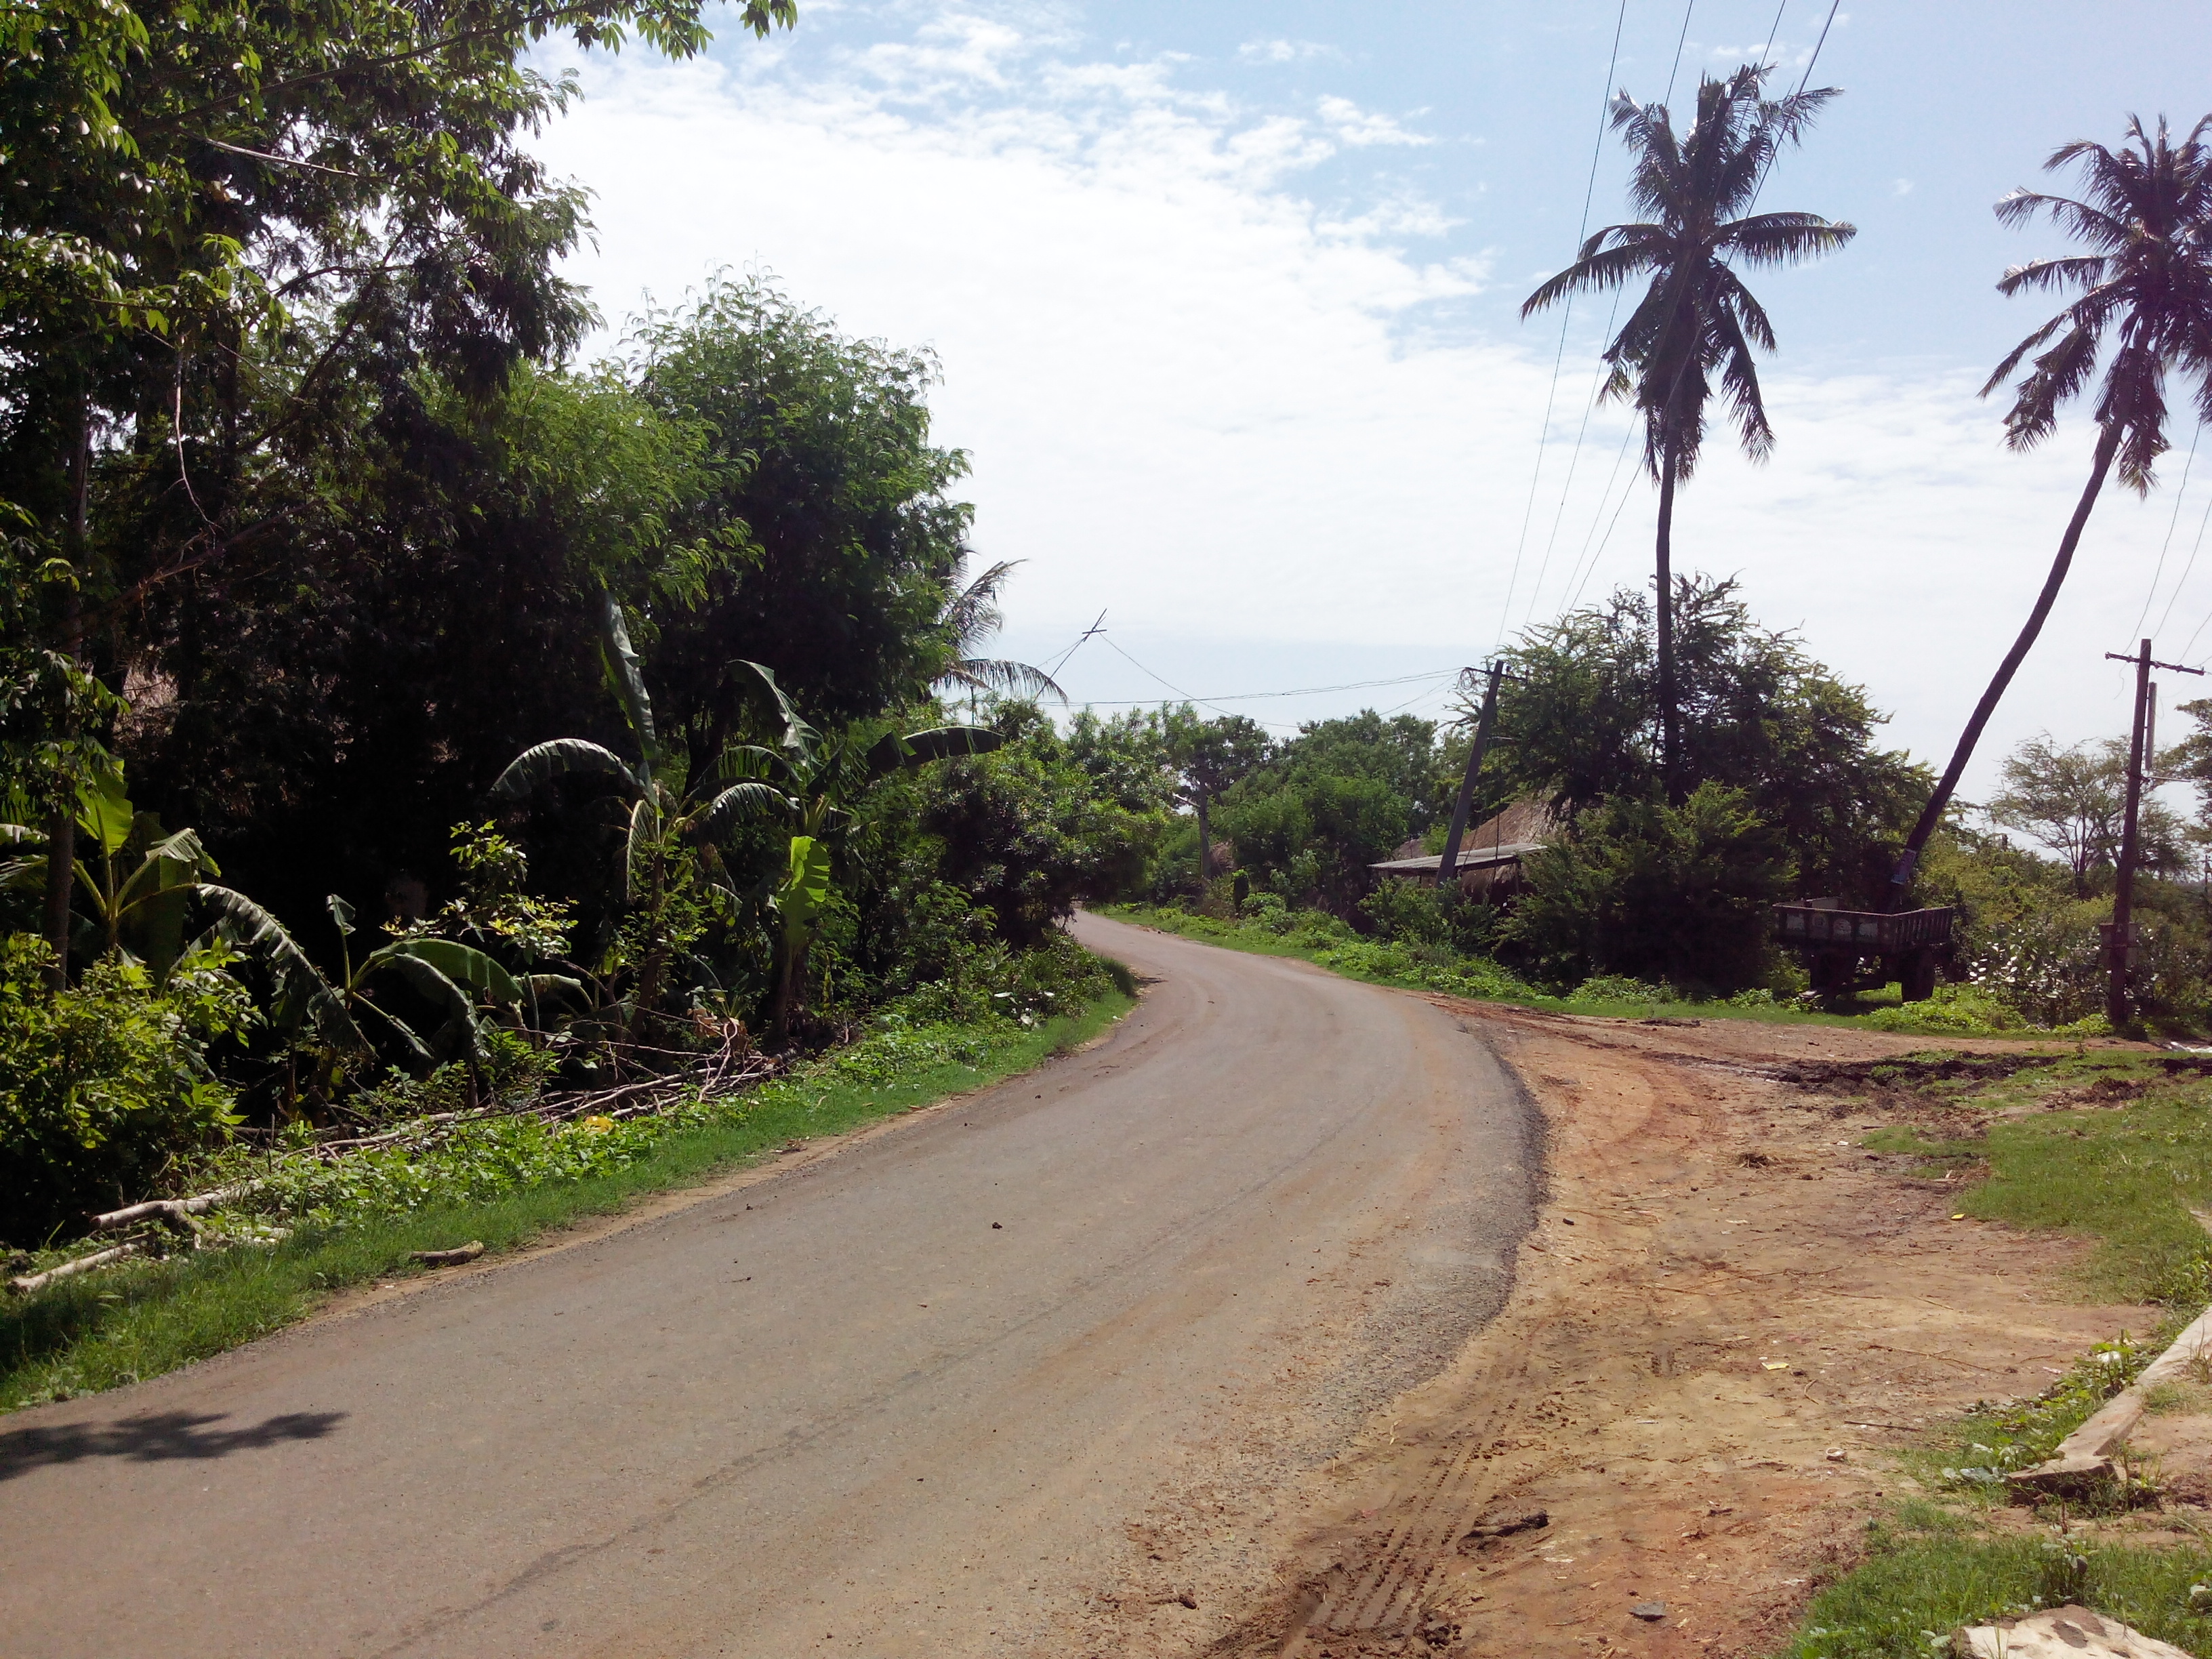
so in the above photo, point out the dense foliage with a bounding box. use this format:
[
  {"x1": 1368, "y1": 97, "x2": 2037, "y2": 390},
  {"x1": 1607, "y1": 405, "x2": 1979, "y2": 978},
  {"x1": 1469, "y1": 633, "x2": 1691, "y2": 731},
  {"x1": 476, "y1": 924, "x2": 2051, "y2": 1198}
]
[{"x1": 0, "y1": 0, "x2": 1183, "y2": 1246}]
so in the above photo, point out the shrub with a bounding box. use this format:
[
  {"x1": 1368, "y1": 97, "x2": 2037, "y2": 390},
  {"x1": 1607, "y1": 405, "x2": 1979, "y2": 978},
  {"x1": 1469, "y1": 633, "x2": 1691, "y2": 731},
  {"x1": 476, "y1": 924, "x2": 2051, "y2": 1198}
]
[
  {"x1": 1504, "y1": 783, "x2": 1795, "y2": 993},
  {"x1": 0, "y1": 939, "x2": 253, "y2": 1245}
]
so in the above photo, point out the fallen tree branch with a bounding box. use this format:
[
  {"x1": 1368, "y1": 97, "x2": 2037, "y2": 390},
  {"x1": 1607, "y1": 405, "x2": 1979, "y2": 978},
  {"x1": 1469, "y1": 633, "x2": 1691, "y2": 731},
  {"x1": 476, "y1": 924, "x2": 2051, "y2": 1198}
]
[
  {"x1": 9, "y1": 1244, "x2": 140, "y2": 1295},
  {"x1": 410, "y1": 1242, "x2": 485, "y2": 1267}
]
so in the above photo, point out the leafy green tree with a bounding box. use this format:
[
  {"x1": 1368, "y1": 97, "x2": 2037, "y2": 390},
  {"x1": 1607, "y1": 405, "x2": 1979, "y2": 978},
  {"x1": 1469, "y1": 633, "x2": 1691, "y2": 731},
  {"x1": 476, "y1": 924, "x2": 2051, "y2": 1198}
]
[
  {"x1": 7, "y1": 0, "x2": 795, "y2": 977},
  {"x1": 907, "y1": 707, "x2": 1163, "y2": 947},
  {"x1": 1158, "y1": 708, "x2": 1271, "y2": 882},
  {"x1": 626, "y1": 276, "x2": 975, "y2": 746},
  {"x1": 1492, "y1": 577, "x2": 1923, "y2": 905},
  {"x1": 1521, "y1": 65, "x2": 1853, "y2": 794},
  {"x1": 491, "y1": 611, "x2": 997, "y2": 1038},
  {"x1": 1505, "y1": 782, "x2": 1795, "y2": 992},
  {"x1": 1898, "y1": 115, "x2": 2212, "y2": 893},
  {"x1": 1987, "y1": 733, "x2": 2188, "y2": 895},
  {"x1": 120, "y1": 363, "x2": 720, "y2": 936}
]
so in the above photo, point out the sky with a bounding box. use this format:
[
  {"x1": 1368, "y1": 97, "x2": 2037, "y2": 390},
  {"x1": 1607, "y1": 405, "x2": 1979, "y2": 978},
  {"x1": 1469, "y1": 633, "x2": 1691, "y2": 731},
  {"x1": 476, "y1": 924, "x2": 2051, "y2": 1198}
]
[{"x1": 531, "y1": 0, "x2": 2212, "y2": 808}]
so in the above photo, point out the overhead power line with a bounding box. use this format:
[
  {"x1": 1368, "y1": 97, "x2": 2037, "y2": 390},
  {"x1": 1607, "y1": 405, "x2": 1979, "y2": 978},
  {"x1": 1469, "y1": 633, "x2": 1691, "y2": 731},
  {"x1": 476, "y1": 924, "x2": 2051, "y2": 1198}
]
[{"x1": 1494, "y1": 0, "x2": 1633, "y2": 653}]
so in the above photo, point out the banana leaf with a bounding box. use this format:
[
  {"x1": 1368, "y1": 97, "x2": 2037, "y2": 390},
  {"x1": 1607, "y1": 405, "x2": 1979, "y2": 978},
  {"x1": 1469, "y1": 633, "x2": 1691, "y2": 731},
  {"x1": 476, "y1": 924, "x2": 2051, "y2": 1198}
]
[
  {"x1": 680, "y1": 781, "x2": 793, "y2": 844},
  {"x1": 489, "y1": 739, "x2": 643, "y2": 803},
  {"x1": 377, "y1": 937, "x2": 525, "y2": 1006},
  {"x1": 863, "y1": 724, "x2": 1003, "y2": 779},
  {"x1": 194, "y1": 884, "x2": 373, "y2": 1056}
]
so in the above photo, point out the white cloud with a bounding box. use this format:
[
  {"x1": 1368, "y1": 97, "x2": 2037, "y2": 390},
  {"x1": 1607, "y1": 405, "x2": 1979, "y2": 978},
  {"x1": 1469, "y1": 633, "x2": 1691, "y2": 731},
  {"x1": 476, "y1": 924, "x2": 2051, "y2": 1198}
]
[
  {"x1": 1237, "y1": 38, "x2": 1340, "y2": 66},
  {"x1": 531, "y1": 12, "x2": 2204, "y2": 796},
  {"x1": 1315, "y1": 94, "x2": 1432, "y2": 148},
  {"x1": 1893, "y1": 178, "x2": 1915, "y2": 195}
]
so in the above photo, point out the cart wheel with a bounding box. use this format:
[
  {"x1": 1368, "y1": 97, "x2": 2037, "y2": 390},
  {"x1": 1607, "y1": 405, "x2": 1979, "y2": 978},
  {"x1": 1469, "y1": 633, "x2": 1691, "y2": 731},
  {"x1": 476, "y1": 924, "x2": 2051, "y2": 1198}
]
[
  {"x1": 1809, "y1": 953, "x2": 1848, "y2": 995},
  {"x1": 1902, "y1": 949, "x2": 1938, "y2": 1004}
]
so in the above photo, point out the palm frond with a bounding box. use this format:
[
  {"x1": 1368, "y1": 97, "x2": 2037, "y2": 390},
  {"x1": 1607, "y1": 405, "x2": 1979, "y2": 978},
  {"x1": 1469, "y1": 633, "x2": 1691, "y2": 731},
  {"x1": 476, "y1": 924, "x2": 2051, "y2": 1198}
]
[
  {"x1": 937, "y1": 657, "x2": 1068, "y2": 703},
  {"x1": 1522, "y1": 239, "x2": 1664, "y2": 316},
  {"x1": 941, "y1": 559, "x2": 1021, "y2": 653},
  {"x1": 1995, "y1": 255, "x2": 2110, "y2": 297}
]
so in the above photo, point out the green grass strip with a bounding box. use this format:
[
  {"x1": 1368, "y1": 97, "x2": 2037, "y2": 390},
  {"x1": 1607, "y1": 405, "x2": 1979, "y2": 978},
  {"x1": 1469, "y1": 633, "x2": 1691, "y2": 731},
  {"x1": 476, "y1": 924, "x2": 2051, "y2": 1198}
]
[
  {"x1": 1102, "y1": 905, "x2": 2060, "y2": 1037},
  {"x1": 1782, "y1": 1505, "x2": 2212, "y2": 1659},
  {"x1": 0, "y1": 991, "x2": 1132, "y2": 1412}
]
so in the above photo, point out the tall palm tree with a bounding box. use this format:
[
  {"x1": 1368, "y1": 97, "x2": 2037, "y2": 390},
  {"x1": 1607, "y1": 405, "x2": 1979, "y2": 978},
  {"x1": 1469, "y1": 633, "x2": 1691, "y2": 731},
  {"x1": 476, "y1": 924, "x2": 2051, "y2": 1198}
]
[
  {"x1": 1891, "y1": 116, "x2": 2212, "y2": 903},
  {"x1": 1522, "y1": 65, "x2": 1854, "y2": 796},
  {"x1": 935, "y1": 558, "x2": 1067, "y2": 705}
]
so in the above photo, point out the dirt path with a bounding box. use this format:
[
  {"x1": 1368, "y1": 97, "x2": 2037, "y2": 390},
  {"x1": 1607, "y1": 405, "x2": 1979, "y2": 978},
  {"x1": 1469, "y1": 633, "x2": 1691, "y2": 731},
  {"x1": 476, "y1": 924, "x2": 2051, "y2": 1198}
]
[
  {"x1": 1158, "y1": 1002, "x2": 2155, "y2": 1659},
  {"x1": 0, "y1": 916, "x2": 1538, "y2": 1659}
]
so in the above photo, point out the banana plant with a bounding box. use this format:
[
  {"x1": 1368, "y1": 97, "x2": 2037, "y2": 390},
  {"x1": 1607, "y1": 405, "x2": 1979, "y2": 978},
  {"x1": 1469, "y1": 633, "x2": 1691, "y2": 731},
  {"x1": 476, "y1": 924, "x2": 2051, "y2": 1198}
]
[
  {"x1": 196, "y1": 886, "x2": 535, "y2": 1103},
  {"x1": 490, "y1": 592, "x2": 1001, "y2": 1039},
  {"x1": 0, "y1": 767, "x2": 218, "y2": 984}
]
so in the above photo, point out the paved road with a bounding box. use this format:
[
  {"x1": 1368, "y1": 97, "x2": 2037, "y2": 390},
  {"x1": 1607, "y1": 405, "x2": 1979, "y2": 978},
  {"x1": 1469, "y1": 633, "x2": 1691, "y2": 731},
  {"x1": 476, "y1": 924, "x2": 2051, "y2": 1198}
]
[{"x1": 0, "y1": 914, "x2": 1536, "y2": 1658}]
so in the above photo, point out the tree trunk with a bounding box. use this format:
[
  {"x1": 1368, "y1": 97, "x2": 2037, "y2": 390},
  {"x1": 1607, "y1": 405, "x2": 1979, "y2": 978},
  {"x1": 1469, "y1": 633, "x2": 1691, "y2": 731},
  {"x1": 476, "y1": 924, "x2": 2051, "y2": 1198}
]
[
  {"x1": 1888, "y1": 422, "x2": 2122, "y2": 907},
  {"x1": 1195, "y1": 790, "x2": 1213, "y2": 884},
  {"x1": 41, "y1": 398, "x2": 91, "y2": 991},
  {"x1": 771, "y1": 935, "x2": 809, "y2": 1045},
  {"x1": 1654, "y1": 443, "x2": 1679, "y2": 804}
]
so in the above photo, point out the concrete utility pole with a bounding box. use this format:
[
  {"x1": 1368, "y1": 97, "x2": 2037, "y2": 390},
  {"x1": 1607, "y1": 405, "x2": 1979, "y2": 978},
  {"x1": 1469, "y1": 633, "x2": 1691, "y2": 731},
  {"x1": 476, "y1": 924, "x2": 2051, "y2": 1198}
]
[
  {"x1": 1435, "y1": 663, "x2": 1505, "y2": 893},
  {"x1": 2105, "y1": 639, "x2": 2204, "y2": 1029}
]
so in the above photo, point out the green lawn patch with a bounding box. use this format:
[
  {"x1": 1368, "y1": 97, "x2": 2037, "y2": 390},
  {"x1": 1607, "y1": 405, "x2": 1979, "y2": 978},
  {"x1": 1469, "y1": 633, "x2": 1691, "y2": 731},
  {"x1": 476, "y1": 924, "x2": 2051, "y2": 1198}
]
[{"x1": 0, "y1": 989, "x2": 1132, "y2": 1412}]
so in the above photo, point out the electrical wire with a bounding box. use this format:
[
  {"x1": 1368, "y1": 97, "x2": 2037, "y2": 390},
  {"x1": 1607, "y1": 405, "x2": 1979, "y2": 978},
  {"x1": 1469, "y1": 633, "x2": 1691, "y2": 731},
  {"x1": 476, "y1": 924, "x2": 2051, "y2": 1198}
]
[
  {"x1": 2157, "y1": 489, "x2": 2212, "y2": 648},
  {"x1": 1494, "y1": 0, "x2": 1634, "y2": 652},
  {"x1": 1503, "y1": 0, "x2": 1632, "y2": 644},
  {"x1": 1662, "y1": 0, "x2": 1696, "y2": 104},
  {"x1": 2133, "y1": 422, "x2": 2202, "y2": 643}
]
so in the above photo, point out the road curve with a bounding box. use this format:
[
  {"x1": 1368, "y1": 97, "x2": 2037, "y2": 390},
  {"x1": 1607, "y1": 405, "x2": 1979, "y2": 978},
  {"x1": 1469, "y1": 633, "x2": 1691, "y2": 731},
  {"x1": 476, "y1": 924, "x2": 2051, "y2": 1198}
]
[{"x1": 0, "y1": 914, "x2": 1536, "y2": 1658}]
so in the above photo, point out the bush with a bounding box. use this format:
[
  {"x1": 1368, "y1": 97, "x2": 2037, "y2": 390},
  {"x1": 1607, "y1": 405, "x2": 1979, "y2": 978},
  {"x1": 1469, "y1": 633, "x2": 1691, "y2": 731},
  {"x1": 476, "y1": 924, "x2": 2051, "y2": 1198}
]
[
  {"x1": 1504, "y1": 783, "x2": 1795, "y2": 994},
  {"x1": 918, "y1": 710, "x2": 1163, "y2": 947},
  {"x1": 0, "y1": 939, "x2": 253, "y2": 1245}
]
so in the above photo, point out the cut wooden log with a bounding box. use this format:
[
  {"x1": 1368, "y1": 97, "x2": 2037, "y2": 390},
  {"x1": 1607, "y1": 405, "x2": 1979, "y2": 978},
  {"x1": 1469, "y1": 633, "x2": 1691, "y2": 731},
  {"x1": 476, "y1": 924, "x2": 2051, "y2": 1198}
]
[
  {"x1": 89, "y1": 1183, "x2": 253, "y2": 1231},
  {"x1": 8, "y1": 1243, "x2": 141, "y2": 1296},
  {"x1": 410, "y1": 1242, "x2": 486, "y2": 1267},
  {"x1": 2012, "y1": 1291, "x2": 2212, "y2": 1489},
  {"x1": 1952, "y1": 1605, "x2": 2193, "y2": 1659}
]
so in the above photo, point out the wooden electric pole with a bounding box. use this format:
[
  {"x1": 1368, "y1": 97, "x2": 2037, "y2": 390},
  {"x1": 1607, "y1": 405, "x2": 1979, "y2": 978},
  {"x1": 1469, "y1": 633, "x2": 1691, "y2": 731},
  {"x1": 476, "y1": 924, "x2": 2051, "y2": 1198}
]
[
  {"x1": 1435, "y1": 663, "x2": 1505, "y2": 893},
  {"x1": 2105, "y1": 639, "x2": 2204, "y2": 1029}
]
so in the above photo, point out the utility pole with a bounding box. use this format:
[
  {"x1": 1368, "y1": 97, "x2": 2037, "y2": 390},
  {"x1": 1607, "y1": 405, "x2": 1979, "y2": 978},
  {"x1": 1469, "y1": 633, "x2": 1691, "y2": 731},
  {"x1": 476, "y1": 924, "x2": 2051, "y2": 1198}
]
[
  {"x1": 1435, "y1": 663, "x2": 1505, "y2": 893},
  {"x1": 2105, "y1": 639, "x2": 2204, "y2": 1029}
]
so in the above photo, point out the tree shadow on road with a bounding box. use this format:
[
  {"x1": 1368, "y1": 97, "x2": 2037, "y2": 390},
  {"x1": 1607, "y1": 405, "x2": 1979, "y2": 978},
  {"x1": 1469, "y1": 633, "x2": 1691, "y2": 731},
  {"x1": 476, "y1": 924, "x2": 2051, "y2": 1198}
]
[{"x1": 0, "y1": 1409, "x2": 347, "y2": 1481}]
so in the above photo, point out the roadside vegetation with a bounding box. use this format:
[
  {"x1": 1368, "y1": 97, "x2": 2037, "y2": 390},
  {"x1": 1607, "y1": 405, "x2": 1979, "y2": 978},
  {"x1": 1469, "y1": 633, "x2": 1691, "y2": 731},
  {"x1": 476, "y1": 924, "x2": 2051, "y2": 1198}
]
[
  {"x1": 0, "y1": 0, "x2": 1174, "y2": 1403},
  {"x1": 1097, "y1": 576, "x2": 2212, "y2": 1039}
]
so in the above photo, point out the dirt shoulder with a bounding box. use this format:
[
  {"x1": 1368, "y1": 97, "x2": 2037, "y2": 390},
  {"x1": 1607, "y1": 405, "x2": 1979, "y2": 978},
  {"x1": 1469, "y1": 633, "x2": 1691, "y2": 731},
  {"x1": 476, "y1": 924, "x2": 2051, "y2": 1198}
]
[{"x1": 1189, "y1": 1005, "x2": 2160, "y2": 1659}]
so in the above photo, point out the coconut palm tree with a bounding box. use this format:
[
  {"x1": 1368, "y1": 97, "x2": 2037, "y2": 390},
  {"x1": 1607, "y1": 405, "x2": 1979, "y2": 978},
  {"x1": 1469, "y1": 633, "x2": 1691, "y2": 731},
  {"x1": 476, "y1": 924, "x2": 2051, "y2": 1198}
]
[
  {"x1": 1891, "y1": 115, "x2": 2212, "y2": 901},
  {"x1": 934, "y1": 558, "x2": 1066, "y2": 706},
  {"x1": 1522, "y1": 64, "x2": 1854, "y2": 797}
]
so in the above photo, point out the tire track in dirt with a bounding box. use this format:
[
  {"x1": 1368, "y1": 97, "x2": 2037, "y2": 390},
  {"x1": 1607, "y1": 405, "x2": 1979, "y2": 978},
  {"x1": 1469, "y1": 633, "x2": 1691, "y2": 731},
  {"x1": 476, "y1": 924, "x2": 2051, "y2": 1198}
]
[{"x1": 1135, "y1": 1004, "x2": 2163, "y2": 1659}]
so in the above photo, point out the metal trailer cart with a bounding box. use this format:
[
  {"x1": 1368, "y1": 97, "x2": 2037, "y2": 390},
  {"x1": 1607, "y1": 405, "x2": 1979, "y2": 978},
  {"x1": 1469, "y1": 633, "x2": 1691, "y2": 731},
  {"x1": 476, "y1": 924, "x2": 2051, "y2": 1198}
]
[{"x1": 1772, "y1": 900, "x2": 1958, "y2": 1002}]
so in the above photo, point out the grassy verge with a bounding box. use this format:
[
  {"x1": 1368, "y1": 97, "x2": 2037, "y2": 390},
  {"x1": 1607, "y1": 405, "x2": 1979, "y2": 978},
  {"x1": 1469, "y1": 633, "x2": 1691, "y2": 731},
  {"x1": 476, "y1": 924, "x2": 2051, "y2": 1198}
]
[
  {"x1": 1782, "y1": 1503, "x2": 2212, "y2": 1659},
  {"x1": 1859, "y1": 1054, "x2": 2212, "y2": 1304},
  {"x1": 1771, "y1": 1059, "x2": 2212, "y2": 1658},
  {"x1": 1102, "y1": 904, "x2": 2066, "y2": 1038},
  {"x1": 0, "y1": 989, "x2": 1133, "y2": 1412}
]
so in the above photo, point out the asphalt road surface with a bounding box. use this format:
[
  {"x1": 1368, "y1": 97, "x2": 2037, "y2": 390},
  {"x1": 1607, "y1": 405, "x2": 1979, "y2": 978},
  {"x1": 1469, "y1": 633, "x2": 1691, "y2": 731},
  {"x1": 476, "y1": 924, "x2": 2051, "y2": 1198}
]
[{"x1": 0, "y1": 914, "x2": 1536, "y2": 1658}]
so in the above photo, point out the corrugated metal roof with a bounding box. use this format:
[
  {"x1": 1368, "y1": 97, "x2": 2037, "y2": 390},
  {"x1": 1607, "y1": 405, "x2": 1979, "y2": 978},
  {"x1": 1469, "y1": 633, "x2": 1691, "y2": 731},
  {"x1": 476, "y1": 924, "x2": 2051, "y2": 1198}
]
[{"x1": 1368, "y1": 841, "x2": 1548, "y2": 874}]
